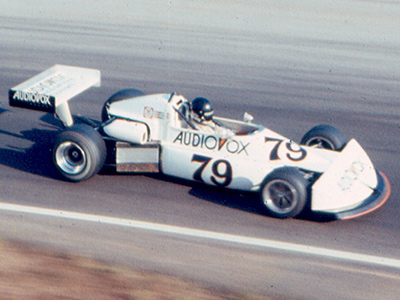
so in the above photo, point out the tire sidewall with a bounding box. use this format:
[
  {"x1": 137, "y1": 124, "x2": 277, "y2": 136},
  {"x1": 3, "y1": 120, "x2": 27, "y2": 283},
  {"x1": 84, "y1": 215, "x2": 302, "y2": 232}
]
[
  {"x1": 260, "y1": 167, "x2": 308, "y2": 218},
  {"x1": 53, "y1": 124, "x2": 106, "y2": 181}
]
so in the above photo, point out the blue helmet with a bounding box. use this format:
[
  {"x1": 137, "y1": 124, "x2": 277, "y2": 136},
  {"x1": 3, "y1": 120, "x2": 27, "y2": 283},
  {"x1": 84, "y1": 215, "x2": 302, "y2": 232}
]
[{"x1": 192, "y1": 97, "x2": 214, "y2": 121}]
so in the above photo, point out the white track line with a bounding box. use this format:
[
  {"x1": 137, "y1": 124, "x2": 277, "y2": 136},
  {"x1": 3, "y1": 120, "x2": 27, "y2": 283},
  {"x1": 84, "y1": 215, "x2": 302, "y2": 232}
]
[{"x1": 1, "y1": 202, "x2": 399, "y2": 270}]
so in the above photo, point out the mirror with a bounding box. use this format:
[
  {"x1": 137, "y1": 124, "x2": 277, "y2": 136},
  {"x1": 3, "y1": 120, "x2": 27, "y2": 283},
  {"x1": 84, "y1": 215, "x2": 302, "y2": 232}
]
[{"x1": 243, "y1": 112, "x2": 254, "y2": 123}]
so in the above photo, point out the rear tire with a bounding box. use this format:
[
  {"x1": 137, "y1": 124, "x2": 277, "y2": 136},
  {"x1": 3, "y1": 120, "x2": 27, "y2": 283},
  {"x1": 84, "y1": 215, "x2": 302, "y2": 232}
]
[
  {"x1": 101, "y1": 89, "x2": 144, "y2": 122},
  {"x1": 300, "y1": 124, "x2": 347, "y2": 151},
  {"x1": 260, "y1": 167, "x2": 309, "y2": 219},
  {"x1": 53, "y1": 124, "x2": 106, "y2": 182}
]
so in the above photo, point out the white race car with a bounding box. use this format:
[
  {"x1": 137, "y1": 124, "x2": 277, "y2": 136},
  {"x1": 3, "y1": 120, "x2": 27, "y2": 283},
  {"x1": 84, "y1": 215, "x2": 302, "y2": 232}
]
[{"x1": 9, "y1": 65, "x2": 391, "y2": 219}]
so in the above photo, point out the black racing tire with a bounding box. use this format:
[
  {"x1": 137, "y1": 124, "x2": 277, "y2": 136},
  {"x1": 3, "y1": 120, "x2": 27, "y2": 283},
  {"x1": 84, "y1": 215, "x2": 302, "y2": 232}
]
[
  {"x1": 53, "y1": 124, "x2": 107, "y2": 182},
  {"x1": 101, "y1": 89, "x2": 144, "y2": 122},
  {"x1": 260, "y1": 167, "x2": 309, "y2": 219},
  {"x1": 300, "y1": 124, "x2": 347, "y2": 151}
]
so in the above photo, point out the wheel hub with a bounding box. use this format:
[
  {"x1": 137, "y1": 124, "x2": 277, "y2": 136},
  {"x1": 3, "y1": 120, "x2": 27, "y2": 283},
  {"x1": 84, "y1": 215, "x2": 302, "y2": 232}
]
[
  {"x1": 55, "y1": 142, "x2": 87, "y2": 175},
  {"x1": 305, "y1": 137, "x2": 335, "y2": 150},
  {"x1": 263, "y1": 180, "x2": 298, "y2": 214}
]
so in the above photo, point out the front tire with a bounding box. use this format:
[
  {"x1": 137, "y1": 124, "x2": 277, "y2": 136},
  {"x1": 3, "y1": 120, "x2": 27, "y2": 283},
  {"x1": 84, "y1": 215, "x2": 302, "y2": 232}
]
[
  {"x1": 260, "y1": 167, "x2": 309, "y2": 219},
  {"x1": 53, "y1": 124, "x2": 106, "y2": 182},
  {"x1": 300, "y1": 124, "x2": 347, "y2": 151}
]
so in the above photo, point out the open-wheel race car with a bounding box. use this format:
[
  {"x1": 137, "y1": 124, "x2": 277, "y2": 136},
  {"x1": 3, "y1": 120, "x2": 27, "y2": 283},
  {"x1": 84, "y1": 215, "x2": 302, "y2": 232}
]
[{"x1": 9, "y1": 65, "x2": 391, "y2": 220}]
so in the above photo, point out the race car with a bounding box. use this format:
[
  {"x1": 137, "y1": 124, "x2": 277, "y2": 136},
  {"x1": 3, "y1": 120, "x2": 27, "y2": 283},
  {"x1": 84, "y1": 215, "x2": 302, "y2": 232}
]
[{"x1": 8, "y1": 65, "x2": 391, "y2": 220}]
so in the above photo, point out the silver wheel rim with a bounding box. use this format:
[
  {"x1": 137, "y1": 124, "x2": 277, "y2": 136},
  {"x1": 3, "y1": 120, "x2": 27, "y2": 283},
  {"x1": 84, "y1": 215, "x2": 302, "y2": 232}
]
[
  {"x1": 262, "y1": 179, "x2": 298, "y2": 214},
  {"x1": 55, "y1": 141, "x2": 87, "y2": 175},
  {"x1": 304, "y1": 137, "x2": 335, "y2": 150}
]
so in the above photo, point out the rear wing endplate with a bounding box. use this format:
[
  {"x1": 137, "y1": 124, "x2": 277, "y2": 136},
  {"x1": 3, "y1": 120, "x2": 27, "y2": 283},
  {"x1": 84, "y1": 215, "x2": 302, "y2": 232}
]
[{"x1": 9, "y1": 64, "x2": 100, "y2": 126}]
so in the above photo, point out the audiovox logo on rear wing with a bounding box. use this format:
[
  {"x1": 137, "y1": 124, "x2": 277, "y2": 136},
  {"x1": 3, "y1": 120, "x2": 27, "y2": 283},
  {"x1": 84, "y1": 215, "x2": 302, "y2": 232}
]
[
  {"x1": 9, "y1": 90, "x2": 56, "y2": 112},
  {"x1": 8, "y1": 64, "x2": 101, "y2": 126}
]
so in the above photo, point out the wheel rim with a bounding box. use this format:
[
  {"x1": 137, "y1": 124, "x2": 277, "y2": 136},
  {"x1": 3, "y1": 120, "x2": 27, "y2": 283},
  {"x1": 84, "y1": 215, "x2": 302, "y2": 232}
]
[
  {"x1": 262, "y1": 179, "x2": 298, "y2": 214},
  {"x1": 304, "y1": 137, "x2": 335, "y2": 150},
  {"x1": 55, "y1": 141, "x2": 87, "y2": 175}
]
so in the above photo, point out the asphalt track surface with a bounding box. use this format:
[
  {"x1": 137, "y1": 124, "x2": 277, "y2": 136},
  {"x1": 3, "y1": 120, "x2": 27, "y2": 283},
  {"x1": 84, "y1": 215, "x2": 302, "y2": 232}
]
[{"x1": 1, "y1": 1, "x2": 400, "y2": 298}]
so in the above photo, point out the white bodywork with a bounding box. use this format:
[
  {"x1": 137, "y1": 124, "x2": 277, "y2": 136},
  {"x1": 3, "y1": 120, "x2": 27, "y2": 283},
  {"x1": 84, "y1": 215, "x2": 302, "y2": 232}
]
[{"x1": 104, "y1": 92, "x2": 383, "y2": 214}]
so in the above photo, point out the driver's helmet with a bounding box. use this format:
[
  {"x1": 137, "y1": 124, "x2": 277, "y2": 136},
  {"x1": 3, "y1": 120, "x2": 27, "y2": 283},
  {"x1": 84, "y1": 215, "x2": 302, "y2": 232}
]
[{"x1": 192, "y1": 97, "x2": 214, "y2": 122}]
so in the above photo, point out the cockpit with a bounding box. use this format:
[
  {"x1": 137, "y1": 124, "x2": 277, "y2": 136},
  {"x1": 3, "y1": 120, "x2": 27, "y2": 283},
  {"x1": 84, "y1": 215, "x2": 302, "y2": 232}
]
[{"x1": 168, "y1": 92, "x2": 260, "y2": 135}]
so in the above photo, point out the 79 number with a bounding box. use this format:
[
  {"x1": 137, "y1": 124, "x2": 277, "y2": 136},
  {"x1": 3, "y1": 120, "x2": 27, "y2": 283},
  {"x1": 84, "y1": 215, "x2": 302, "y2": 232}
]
[
  {"x1": 265, "y1": 137, "x2": 307, "y2": 161},
  {"x1": 191, "y1": 154, "x2": 232, "y2": 187}
]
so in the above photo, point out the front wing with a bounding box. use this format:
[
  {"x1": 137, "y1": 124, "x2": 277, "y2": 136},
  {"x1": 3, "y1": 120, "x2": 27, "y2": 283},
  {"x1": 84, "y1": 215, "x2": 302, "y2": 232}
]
[
  {"x1": 311, "y1": 139, "x2": 390, "y2": 219},
  {"x1": 332, "y1": 171, "x2": 390, "y2": 220}
]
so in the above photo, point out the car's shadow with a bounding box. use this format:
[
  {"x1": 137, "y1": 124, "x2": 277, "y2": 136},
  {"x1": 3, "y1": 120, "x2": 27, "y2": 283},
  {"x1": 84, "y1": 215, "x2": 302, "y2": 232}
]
[
  {"x1": 146, "y1": 174, "x2": 337, "y2": 222},
  {"x1": 0, "y1": 114, "x2": 62, "y2": 179},
  {"x1": 0, "y1": 128, "x2": 60, "y2": 179},
  {"x1": 189, "y1": 184, "x2": 337, "y2": 222}
]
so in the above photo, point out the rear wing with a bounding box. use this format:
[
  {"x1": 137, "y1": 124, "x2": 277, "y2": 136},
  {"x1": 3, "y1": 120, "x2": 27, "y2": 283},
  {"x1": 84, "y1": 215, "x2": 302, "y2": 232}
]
[{"x1": 9, "y1": 64, "x2": 100, "y2": 126}]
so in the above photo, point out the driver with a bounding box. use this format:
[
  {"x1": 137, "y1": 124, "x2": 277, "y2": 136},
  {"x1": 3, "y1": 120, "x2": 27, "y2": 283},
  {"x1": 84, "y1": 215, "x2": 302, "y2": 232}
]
[
  {"x1": 191, "y1": 97, "x2": 231, "y2": 135},
  {"x1": 192, "y1": 97, "x2": 214, "y2": 123}
]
